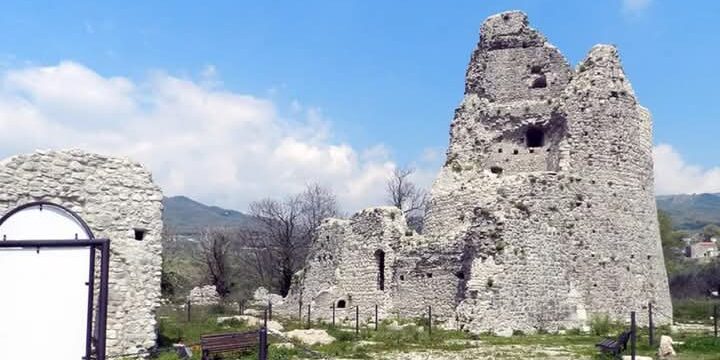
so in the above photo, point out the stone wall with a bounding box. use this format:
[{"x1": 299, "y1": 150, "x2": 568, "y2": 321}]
[
  {"x1": 275, "y1": 208, "x2": 466, "y2": 326},
  {"x1": 278, "y1": 208, "x2": 414, "y2": 324},
  {"x1": 0, "y1": 149, "x2": 163, "y2": 356},
  {"x1": 391, "y1": 244, "x2": 462, "y2": 322},
  {"x1": 277, "y1": 10, "x2": 672, "y2": 335}
]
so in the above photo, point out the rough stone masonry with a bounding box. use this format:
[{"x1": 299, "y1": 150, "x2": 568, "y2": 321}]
[
  {"x1": 0, "y1": 149, "x2": 163, "y2": 356},
  {"x1": 276, "y1": 11, "x2": 672, "y2": 335}
]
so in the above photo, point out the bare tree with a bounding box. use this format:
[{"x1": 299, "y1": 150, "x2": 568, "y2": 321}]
[
  {"x1": 249, "y1": 195, "x2": 304, "y2": 296},
  {"x1": 197, "y1": 228, "x2": 237, "y2": 298},
  {"x1": 301, "y1": 183, "x2": 340, "y2": 242},
  {"x1": 386, "y1": 167, "x2": 427, "y2": 214},
  {"x1": 248, "y1": 183, "x2": 340, "y2": 296},
  {"x1": 160, "y1": 225, "x2": 178, "y2": 299},
  {"x1": 161, "y1": 224, "x2": 177, "y2": 245},
  {"x1": 386, "y1": 166, "x2": 428, "y2": 233}
]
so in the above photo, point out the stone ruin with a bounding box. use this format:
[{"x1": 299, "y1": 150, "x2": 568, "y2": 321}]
[
  {"x1": 275, "y1": 11, "x2": 672, "y2": 335},
  {"x1": 188, "y1": 285, "x2": 222, "y2": 306},
  {"x1": 0, "y1": 149, "x2": 163, "y2": 356}
]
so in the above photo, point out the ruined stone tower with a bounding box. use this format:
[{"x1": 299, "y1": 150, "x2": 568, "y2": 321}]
[
  {"x1": 423, "y1": 10, "x2": 671, "y2": 333},
  {"x1": 277, "y1": 11, "x2": 672, "y2": 335}
]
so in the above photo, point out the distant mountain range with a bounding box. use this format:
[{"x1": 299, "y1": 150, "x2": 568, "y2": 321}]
[
  {"x1": 162, "y1": 193, "x2": 720, "y2": 235},
  {"x1": 162, "y1": 196, "x2": 257, "y2": 235},
  {"x1": 656, "y1": 193, "x2": 720, "y2": 231}
]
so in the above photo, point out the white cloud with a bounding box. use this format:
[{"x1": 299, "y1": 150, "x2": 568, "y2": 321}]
[
  {"x1": 0, "y1": 61, "x2": 437, "y2": 212},
  {"x1": 3, "y1": 61, "x2": 715, "y2": 212},
  {"x1": 622, "y1": 0, "x2": 652, "y2": 14},
  {"x1": 653, "y1": 144, "x2": 720, "y2": 195},
  {"x1": 3, "y1": 62, "x2": 136, "y2": 126}
]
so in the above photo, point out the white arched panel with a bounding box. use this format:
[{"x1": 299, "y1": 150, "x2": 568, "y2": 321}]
[
  {"x1": 0, "y1": 203, "x2": 92, "y2": 360},
  {"x1": 0, "y1": 203, "x2": 92, "y2": 240}
]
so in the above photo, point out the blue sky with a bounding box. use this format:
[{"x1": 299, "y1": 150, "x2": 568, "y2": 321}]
[{"x1": 0, "y1": 0, "x2": 717, "y2": 211}]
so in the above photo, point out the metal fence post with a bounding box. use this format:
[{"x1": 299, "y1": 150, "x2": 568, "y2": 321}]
[
  {"x1": 428, "y1": 305, "x2": 432, "y2": 336},
  {"x1": 375, "y1": 304, "x2": 378, "y2": 331},
  {"x1": 268, "y1": 300, "x2": 273, "y2": 321},
  {"x1": 332, "y1": 303, "x2": 336, "y2": 328},
  {"x1": 630, "y1": 311, "x2": 636, "y2": 360},
  {"x1": 307, "y1": 304, "x2": 311, "y2": 329},
  {"x1": 648, "y1": 302, "x2": 654, "y2": 347},
  {"x1": 186, "y1": 300, "x2": 191, "y2": 323},
  {"x1": 716, "y1": 286, "x2": 720, "y2": 338},
  {"x1": 714, "y1": 304, "x2": 718, "y2": 338},
  {"x1": 355, "y1": 306, "x2": 359, "y2": 335},
  {"x1": 299, "y1": 300, "x2": 303, "y2": 322},
  {"x1": 238, "y1": 301, "x2": 243, "y2": 315},
  {"x1": 258, "y1": 327, "x2": 268, "y2": 360},
  {"x1": 264, "y1": 309, "x2": 268, "y2": 329}
]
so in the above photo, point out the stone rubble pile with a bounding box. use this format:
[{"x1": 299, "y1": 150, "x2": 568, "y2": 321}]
[{"x1": 187, "y1": 285, "x2": 221, "y2": 305}]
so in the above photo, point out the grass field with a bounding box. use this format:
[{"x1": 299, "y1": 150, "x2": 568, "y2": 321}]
[{"x1": 146, "y1": 304, "x2": 720, "y2": 360}]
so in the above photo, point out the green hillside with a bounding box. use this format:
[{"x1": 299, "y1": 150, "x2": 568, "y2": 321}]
[
  {"x1": 161, "y1": 193, "x2": 720, "y2": 235},
  {"x1": 656, "y1": 193, "x2": 720, "y2": 230},
  {"x1": 162, "y1": 195, "x2": 257, "y2": 235}
]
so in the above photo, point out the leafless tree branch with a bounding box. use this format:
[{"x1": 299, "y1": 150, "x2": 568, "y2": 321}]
[
  {"x1": 195, "y1": 227, "x2": 237, "y2": 298},
  {"x1": 248, "y1": 183, "x2": 339, "y2": 296},
  {"x1": 386, "y1": 166, "x2": 428, "y2": 233}
]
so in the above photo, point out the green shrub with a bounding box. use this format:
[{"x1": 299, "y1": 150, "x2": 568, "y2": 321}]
[
  {"x1": 268, "y1": 347, "x2": 303, "y2": 360},
  {"x1": 678, "y1": 336, "x2": 720, "y2": 353},
  {"x1": 154, "y1": 352, "x2": 181, "y2": 360},
  {"x1": 208, "y1": 303, "x2": 228, "y2": 315},
  {"x1": 589, "y1": 314, "x2": 611, "y2": 336},
  {"x1": 565, "y1": 327, "x2": 583, "y2": 335},
  {"x1": 219, "y1": 317, "x2": 246, "y2": 328},
  {"x1": 673, "y1": 298, "x2": 716, "y2": 324},
  {"x1": 329, "y1": 328, "x2": 358, "y2": 342}
]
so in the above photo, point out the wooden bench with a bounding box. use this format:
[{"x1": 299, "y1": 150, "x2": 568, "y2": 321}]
[
  {"x1": 201, "y1": 329, "x2": 267, "y2": 360},
  {"x1": 596, "y1": 330, "x2": 632, "y2": 358}
]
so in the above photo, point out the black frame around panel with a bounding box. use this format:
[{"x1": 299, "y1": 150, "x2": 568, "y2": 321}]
[
  {"x1": 0, "y1": 201, "x2": 110, "y2": 360},
  {"x1": 0, "y1": 201, "x2": 96, "y2": 238},
  {"x1": 0, "y1": 239, "x2": 111, "y2": 360}
]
